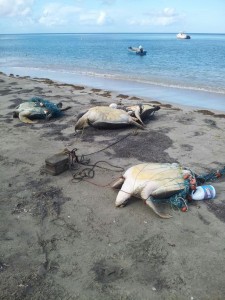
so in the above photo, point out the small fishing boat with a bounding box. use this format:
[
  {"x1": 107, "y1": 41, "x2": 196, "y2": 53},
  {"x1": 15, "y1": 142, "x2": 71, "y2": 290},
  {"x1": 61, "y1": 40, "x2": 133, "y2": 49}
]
[
  {"x1": 128, "y1": 46, "x2": 147, "y2": 56},
  {"x1": 176, "y1": 32, "x2": 191, "y2": 39}
]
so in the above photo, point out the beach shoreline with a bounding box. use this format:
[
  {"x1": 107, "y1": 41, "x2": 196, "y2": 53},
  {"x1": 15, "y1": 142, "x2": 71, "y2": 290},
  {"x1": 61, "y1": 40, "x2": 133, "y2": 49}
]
[
  {"x1": 1, "y1": 71, "x2": 225, "y2": 299},
  {"x1": 2, "y1": 67, "x2": 225, "y2": 113}
]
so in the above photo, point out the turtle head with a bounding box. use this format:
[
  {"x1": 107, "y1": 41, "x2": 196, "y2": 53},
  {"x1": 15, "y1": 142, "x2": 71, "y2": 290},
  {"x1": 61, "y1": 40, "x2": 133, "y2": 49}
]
[{"x1": 74, "y1": 115, "x2": 89, "y2": 132}]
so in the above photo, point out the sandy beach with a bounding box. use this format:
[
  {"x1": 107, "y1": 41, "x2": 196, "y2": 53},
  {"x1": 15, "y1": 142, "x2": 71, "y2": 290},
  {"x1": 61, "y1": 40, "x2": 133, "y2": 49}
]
[{"x1": 1, "y1": 71, "x2": 225, "y2": 300}]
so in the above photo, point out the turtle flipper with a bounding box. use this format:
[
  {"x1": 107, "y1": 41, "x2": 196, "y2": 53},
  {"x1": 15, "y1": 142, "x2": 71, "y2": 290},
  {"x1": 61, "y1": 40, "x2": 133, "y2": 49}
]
[
  {"x1": 115, "y1": 191, "x2": 130, "y2": 207},
  {"x1": 129, "y1": 118, "x2": 145, "y2": 130},
  {"x1": 115, "y1": 179, "x2": 132, "y2": 207},
  {"x1": 145, "y1": 196, "x2": 172, "y2": 219},
  {"x1": 18, "y1": 111, "x2": 36, "y2": 124},
  {"x1": 61, "y1": 106, "x2": 72, "y2": 112},
  {"x1": 111, "y1": 177, "x2": 125, "y2": 189},
  {"x1": 133, "y1": 107, "x2": 145, "y2": 126}
]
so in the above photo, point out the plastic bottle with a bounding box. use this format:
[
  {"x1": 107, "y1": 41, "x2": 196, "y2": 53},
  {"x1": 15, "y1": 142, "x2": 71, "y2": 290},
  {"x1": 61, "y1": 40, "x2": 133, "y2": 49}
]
[{"x1": 191, "y1": 185, "x2": 216, "y2": 201}]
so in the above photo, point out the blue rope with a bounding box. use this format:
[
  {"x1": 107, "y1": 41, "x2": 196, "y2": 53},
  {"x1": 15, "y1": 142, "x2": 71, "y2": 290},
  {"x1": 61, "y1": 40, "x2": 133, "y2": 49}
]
[{"x1": 196, "y1": 166, "x2": 225, "y2": 183}]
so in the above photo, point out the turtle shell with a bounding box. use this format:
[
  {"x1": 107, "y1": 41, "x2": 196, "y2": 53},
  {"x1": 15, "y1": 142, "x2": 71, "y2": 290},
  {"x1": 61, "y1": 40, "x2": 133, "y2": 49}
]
[{"x1": 124, "y1": 162, "x2": 186, "y2": 199}]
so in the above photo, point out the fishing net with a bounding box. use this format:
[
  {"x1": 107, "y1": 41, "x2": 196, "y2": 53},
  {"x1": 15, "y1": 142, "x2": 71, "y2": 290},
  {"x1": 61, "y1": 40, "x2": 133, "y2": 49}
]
[
  {"x1": 196, "y1": 167, "x2": 225, "y2": 183},
  {"x1": 168, "y1": 166, "x2": 225, "y2": 209},
  {"x1": 29, "y1": 97, "x2": 62, "y2": 118}
]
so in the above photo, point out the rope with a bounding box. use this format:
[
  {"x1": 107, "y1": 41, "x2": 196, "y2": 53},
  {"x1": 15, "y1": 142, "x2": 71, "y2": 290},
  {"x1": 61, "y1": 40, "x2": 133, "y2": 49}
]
[
  {"x1": 81, "y1": 131, "x2": 136, "y2": 157},
  {"x1": 64, "y1": 133, "x2": 135, "y2": 185},
  {"x1": 64, "y1": 132, "x2": 134, "y2": 167},
  {"x1": 196, "y1": 166, "x2": 225, "y2": 183},
  {"x1": 72, "y1": 161, "x2": 124, "y2": 185}
]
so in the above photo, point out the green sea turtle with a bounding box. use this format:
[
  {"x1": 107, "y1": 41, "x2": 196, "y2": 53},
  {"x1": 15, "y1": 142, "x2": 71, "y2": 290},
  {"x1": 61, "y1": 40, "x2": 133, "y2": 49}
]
[
  {"x1": 13, "y1": 97, "x2": 71, "y2": 123},
  {"x1": 75, "y1": 106, "x2": 144, "y2": 131},
  {"x1": 111, "y1": 163, "x2": 192, "y2": 219}
]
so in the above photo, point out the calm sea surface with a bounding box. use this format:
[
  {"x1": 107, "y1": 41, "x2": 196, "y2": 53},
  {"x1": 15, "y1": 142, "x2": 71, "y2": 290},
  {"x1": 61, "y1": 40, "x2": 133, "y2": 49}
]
[{"x1": 1, "y1": 33, "x2": 225, "y2": 111}]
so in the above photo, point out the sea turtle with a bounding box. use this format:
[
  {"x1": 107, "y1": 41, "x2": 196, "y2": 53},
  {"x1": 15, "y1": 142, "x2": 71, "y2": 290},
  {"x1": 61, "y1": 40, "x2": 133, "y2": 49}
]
[
  {"x1": 75, "y1": 106, "x2": 144, "y2": 131},
  {"x1": 111, "y1": 162, "x2": 192, "y2": 219},
  {"x1": 139, "y1": 104, "x2": 160, "y2": 120},
  {"x1": 109, "y1": 103, "x2": 160, "y2": 125},
  {"x1": 13, "y1": 97, "x2": 71, "y2": 123}
]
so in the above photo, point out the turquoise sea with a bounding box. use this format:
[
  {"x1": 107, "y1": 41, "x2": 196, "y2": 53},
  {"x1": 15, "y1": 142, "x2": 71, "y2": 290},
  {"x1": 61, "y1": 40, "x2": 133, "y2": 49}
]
[{"x1": 1, "y1": 33, "x2": 225, "y2": 111}]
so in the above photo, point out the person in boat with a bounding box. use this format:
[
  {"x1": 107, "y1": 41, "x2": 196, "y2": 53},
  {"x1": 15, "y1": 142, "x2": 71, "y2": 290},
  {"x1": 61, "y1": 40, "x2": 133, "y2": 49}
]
[{"x1": 139, "y1": 45, "x2": 144, "y2": 53}]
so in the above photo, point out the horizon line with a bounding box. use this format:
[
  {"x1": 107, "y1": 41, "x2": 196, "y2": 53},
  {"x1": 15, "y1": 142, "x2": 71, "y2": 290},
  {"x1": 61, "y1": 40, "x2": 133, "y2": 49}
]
[{"x1": 0, "y1": 32, "x2": 225, "y2": 35}]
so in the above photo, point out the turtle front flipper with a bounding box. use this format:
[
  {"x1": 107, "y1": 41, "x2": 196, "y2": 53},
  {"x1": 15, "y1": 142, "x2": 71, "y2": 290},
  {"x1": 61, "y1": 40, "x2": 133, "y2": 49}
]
[
  {"x1": 129, "y1": 117, "x2": 145, "y2": 129},
  {"x1": 145, "y1": 196, "x2": 172, "y2": 219},
  {"x1": 18, "y1": 111, "x2": 36, "y2": 124},
  {"x1": 115, "y1": 179, "x2": 133, "y2": 207},
  {"x1": 133, "y1": 107, "x2": 145, "y2": 126}
]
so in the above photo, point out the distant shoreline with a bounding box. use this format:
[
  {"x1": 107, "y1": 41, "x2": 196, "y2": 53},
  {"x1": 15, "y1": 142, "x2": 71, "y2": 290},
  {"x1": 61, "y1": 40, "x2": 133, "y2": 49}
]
[{"x1": 1, "y1": 32, "x2": 225, "y2": 35}]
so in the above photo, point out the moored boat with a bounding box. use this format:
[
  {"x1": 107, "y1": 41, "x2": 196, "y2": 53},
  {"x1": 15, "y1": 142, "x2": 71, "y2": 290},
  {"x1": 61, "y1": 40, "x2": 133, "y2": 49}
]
[{"x1": 128, "y1": 46, "x2": 147, "y2": 56}]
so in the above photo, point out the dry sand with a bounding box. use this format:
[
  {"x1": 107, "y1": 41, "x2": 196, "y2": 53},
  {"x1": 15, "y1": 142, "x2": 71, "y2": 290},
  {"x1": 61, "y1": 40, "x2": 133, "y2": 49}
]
[{"x1": 0, "y1": 72, "x2": 225, "y2": 300}]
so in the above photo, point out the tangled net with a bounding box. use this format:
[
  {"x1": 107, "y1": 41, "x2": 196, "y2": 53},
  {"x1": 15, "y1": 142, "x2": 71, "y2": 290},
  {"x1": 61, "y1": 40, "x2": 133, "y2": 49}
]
[
  {"x1": 169, "y1": 166, "x2": 225, "y2": 209},
  {"x1": 30, "y1": 97, "x2": 62, "y2": 118}
]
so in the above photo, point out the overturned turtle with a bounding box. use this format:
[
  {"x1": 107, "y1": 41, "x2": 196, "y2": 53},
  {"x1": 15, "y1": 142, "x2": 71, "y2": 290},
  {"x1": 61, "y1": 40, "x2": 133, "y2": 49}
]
[
  {"x1": 75, "y1": 106, "x2": 144, "y2": 131},
  {"x1": 13, "y1": 97, "x2": 71, "y2": 123},
  {"x1": 139, "y1": 103, "x2": 160, "y2": 120},
  {"x1": 111, "y1": 162, "x2": 192, "y2": 219},
  {"x1": 109, "y1": 103, "x2": 160, "y2": 126}
]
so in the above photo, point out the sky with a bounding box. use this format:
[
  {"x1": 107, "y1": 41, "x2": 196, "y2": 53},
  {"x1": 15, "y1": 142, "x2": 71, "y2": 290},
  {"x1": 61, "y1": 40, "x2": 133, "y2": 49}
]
[{"x1": 0, "y1": 0, "x2": 225, "y2": 34}]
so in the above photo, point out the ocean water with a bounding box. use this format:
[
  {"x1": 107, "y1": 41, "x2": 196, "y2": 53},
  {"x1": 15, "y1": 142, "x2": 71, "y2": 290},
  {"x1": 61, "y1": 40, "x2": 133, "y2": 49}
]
[{"x1": 1, "y1": 33, "x2": 225, "y2": 111}]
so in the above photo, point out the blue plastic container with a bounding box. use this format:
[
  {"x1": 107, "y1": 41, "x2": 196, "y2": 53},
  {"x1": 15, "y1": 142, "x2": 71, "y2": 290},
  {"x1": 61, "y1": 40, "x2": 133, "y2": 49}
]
[{"x1": 191, "y1": 185, "x2": 216, "y2": 200}]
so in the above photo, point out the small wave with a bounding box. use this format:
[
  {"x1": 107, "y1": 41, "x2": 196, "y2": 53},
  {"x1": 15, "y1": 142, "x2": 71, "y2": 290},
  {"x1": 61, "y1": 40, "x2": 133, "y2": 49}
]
[
  {"x1": 131, "y1": 78, "x2": 225, "y2": 95},
  {"x1": 58, "y1": 68, "x2": 225, "y2": 95},
  {"x1": 74, "y1": 69, "x2": 225, "y2": 95},
  {"x1": 4, "y1": 65, "x2": 225, "y2": 96}
]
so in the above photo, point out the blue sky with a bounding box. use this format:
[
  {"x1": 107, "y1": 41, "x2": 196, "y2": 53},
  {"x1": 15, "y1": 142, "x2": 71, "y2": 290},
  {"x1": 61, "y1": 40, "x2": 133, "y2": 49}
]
[{"x1": 0, "y1": 0, "x2": 225, "y2": 34}]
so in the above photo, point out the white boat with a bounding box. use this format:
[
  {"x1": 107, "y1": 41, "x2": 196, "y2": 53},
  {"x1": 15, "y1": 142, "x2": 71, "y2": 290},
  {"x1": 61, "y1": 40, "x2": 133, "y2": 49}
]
[{"x1": 176, "y1": 32, "x2": 191, "y2": 39}]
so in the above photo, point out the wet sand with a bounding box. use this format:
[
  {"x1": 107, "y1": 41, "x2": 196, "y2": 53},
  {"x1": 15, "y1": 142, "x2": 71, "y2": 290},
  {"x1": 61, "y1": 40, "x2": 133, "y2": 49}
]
[{"x1": 0, "y1": 72, "x2": 225, "y2": 300}]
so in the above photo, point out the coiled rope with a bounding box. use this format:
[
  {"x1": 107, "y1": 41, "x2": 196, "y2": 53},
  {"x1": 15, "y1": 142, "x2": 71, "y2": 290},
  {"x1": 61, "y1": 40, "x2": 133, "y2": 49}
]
[{"x1": 64, "y1": 132, "x2": 136, "y2": 185}]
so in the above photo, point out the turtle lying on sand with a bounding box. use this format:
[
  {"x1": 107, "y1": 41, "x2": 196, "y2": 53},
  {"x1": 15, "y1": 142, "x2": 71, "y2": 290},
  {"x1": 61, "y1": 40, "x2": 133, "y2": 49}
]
[
  {"x1": 111, "y1": 163, "x2": 192, "y2": 219},
  {"x1": 109, "y1": 103, "x2": 160, "y2": 126},
  {"x1": 13, "y1": 97, "x2": 71, "y2": 123},
  {"x1": 75, "y1": 106, "x2": 144, "y2": 131}
]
